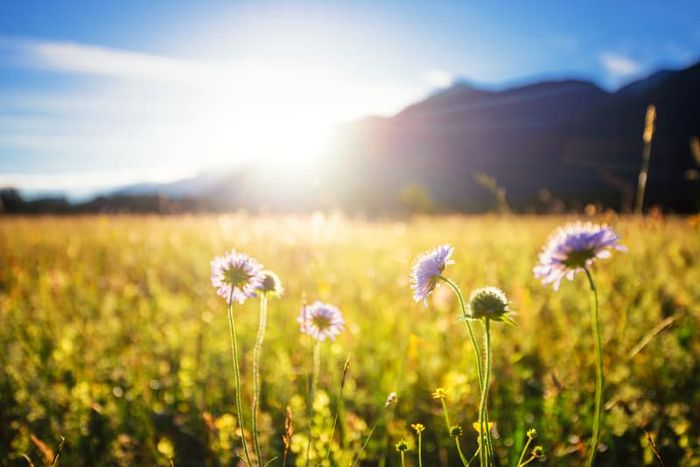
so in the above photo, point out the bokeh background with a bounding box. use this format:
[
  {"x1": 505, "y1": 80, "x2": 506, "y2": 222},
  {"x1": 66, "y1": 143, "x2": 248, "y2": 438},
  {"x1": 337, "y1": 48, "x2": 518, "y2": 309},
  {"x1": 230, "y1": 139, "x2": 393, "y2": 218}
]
[{"x1": 2, "y1": 1, "x2": 700, "y2": 466}]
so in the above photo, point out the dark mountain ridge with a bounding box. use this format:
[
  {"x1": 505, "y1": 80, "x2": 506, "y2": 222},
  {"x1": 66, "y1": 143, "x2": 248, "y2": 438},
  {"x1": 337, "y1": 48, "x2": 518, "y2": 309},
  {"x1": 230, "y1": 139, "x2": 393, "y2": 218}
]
[{"x1": 7, "y1": 63, "x2": 697, "y2": 215}]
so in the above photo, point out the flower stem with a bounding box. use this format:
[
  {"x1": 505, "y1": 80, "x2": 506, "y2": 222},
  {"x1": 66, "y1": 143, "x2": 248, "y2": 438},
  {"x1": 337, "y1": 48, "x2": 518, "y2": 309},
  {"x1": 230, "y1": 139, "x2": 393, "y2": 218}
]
[
  {"x1": 479, "y1": 318, "x2": 493, "y2": 467},
  {"x1": 519, "y1": 455, "x2": 538, "y2": 467},
  {"x1": 440, "y1": 277, "x2": 495, "y2": 464},
  {"x1": 584, "y1": 267, "x2": 603, "y2": 467},
  {"x1": 400, "y1": 451, "x2": 406, "y2": 467},
  {"x1": 305, "y1": 341, "x2": 321, "y2": 467},
  {"x1": 454, "y1": 436, "x2": 469, "y2": 467},
  {"x1": 417, "y1": 431, "x2": 423, "y2": 467},
  {"x1": 440, "y1": 399, "x2": 451, "y2": 431},
  {"x1": 252, "y1": 294, "x2": 268, "y2": 466},
  {"x1": 439, "y1": 276, "x2": 484, "y2": 392},
  {"x1": 227, "y1": 301, "x2": 252, "y2": 466},
  {"x1": 325, "y1": 357, "x2": 350, "y2": 463},
  {"x1": 351, "y1": 417, "x2": 380, "y2": 467},
  {"x1": 516, "y1": 436, "x2": 533, "y2": 467}
]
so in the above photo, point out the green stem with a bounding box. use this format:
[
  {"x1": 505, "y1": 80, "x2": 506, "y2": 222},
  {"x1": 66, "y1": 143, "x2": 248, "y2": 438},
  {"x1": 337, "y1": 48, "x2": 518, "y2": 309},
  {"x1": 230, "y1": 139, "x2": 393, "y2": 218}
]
[
  {"x1": 400, "y1": 451, "x2": 406, "y2": 467},
  {"x1": 485, "y1": 320, "x2": 495, "y2": 465},
  {"x1": 441, "y1": 277, "x2": 495, "y2": 464},
  {"x1": 325, "y1": 357, "x2": 350, "y2": 463},
  {"x1": 417, "y1": 432, "x2": 423, "y2": 467},
  {"x1": 468, "y1": 447, "x2": 480, "y2": 465},
  {"x1": 252, "y1": 294, "x2": 268, "y2": 465},
  {"x1": 516, "y1": 436, "x2": 533, "y2": 467},
  {"x1": 478, "y1": 319, "x2": 492, "y2": 467},
  {"x1": 439, "y1": 277, "x2": 484, "y2": 392},
  {"x1": 440, "y1": 399, "x2": 451, "y2": 431},
  {"x1": 227, "y1": 300, "x2": 252, "y2": 466},
  {"x1": 305, "y1": 341, "x2": 321, "y2": 467},
  {"x1": 455, "y1": 437, "x2": 469, "y2": 467},
  {"x1": 350, "y1": 418, "x2": 380, "y2": 467},
  {"x1": 584, "y1": 267, "x2": 603, "y2": 467}
]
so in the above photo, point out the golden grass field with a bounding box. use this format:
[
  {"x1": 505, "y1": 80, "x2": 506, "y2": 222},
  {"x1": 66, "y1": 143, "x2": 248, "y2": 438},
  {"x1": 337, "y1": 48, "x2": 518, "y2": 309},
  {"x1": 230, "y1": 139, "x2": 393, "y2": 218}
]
[{"x1": 1, "y1": 215, "x2": 699, "y2": 466}]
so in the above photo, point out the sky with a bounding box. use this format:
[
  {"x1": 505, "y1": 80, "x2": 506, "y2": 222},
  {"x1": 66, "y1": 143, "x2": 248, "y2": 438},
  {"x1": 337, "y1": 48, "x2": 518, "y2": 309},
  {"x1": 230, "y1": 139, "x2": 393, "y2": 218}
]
[{"x1": 1, "y1": 0, "x2": 699, "y2": 198}]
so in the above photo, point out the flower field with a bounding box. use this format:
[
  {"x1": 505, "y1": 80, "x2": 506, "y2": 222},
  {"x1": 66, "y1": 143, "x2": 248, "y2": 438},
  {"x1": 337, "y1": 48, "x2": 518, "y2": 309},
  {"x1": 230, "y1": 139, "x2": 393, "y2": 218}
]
[{"x1": 1, "y1": 214, "x2": 698, "y2": 466}]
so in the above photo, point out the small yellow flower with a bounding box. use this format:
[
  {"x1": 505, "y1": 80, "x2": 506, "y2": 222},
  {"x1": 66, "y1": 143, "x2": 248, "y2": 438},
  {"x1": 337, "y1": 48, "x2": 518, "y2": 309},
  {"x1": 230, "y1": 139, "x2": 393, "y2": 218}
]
[
  {"x1": 432, "y1": 388, "x2": 448, "y2": 400},
  {"x1": 411, "y1": 423, "x2": 425, "y2": 434},
  {"x1": 472, "y1": 422, "x2": 495, "y2": 434}
]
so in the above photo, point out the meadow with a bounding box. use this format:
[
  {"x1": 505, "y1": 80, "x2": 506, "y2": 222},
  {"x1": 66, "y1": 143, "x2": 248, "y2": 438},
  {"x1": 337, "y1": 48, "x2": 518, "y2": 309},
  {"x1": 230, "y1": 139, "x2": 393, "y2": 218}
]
[{"x1": 1, "y1": 214, "x2": 699, "y2": 466}]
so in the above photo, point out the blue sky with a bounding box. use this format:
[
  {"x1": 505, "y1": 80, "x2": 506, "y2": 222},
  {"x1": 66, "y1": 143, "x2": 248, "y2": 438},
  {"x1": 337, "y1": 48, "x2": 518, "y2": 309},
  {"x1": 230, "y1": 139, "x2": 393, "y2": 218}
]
[{"x1": 1, "y1": 0, "x2": 699, "y2": 197}]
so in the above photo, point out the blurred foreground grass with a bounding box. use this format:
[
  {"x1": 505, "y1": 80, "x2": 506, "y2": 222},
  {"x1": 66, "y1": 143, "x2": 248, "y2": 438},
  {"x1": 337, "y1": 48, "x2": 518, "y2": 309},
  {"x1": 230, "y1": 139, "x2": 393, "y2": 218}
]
[{"x1": 0, "y1": 215, "x2": 698, "y2": 466}]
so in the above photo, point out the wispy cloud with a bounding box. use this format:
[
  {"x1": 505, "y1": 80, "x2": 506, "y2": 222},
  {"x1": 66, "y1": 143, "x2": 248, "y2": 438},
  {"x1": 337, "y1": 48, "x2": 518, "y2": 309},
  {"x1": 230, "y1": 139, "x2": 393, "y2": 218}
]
[
  {"x1": 0, "y1": 35, "x2": 425, "y2": 196},
  {"x1": 599, "y1": 52, "x2": 641, "y2": 78},
  {"x1": 0, "y1": 36, "x2": 216, "y2": 84}
]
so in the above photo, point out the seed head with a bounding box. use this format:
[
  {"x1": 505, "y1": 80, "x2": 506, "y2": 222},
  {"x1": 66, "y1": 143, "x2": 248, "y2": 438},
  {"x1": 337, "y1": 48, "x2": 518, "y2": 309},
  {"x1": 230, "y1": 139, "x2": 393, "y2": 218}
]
[
  {"x1": 449, "y1": 425, "x2": 463, "y2": 437},
  {"x1": 258, "y1": 270, "x2": 284, "y2": 298},
  {"x1": 527, "y1": 428, "x2": 538, "y2": 440},
  {"x1": 467, "y1": 287, "x2": 511, "y2": 321},
  {"x1": 395, "y1": 439, "x2": 409, "y2": 453},
  {"x1": 432, "y1": 388, "x2": 448, "y2": 400},
  {"x1": 385, "y1": 392, "x2": 398, "y2": 408}
]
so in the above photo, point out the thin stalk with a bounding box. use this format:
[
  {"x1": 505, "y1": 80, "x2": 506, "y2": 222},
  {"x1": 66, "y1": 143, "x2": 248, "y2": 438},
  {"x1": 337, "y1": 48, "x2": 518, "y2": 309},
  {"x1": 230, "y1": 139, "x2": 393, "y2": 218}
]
[
  {"x1": 227, "y1": 298, "x2": 252, "y2": 466},
  {"x1": 478, "y1": 319, "x2": 493, "y2": 467},
  {"x1": 454, "y1": 437, "x2": 469, "y2": 467},
  {"x1": 440, "y1": 399, "x2": 451, "y2": 431},
  {"x1": 440, "y1": 277, "x2": 495, "y2": 463},
  {"x1": 516, "y1": 436, "x2": 533, "y2": 467},
  {"x1": 584, "y1": 267, "x2": 603, "y2": 467},
  {"x1": 416, "y1": 431, "x2": 423, "y2": 467},
  {"x1": 439, "y1": 277, "x2": 484, "y2": 391},
  {"x1": 468, "y1": 447, "x2": 480, "y2": 465},
  {"x1": 440, "y1": 397, "x2": 467, "y2": 466},
  {"x1": 305, "y1": 341, "x2": 321, "y2": 467},
  {"x1": 325, "y1": 357, "x2": 350, "y2": 463},
  {"x1": 519, "y1": 455, "x2": 538, "y2": 467},
  {"x1": 634, "y1": 104, "x2": 656, "y2": 214},
  {"x1": 252, "y1": 294, "x2": 268, "y2": 465},
  {"x1": 400, "y1": 451, "x2": 406, "y2": 467},
  {"x1": 350, "y1": 418, "x2": 380, "y2": 467}
]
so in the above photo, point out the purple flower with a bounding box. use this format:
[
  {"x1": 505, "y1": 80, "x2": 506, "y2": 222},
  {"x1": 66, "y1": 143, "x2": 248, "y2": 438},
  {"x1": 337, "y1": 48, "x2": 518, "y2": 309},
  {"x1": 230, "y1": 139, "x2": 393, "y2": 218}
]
[
  {"x1": 534, "y1": 222, "x2": 625, "y2": 290},
  {"x1": 410, "y1": 244, "x2": 455, "y2": 306},
  {"x1": 211, "y1": 251, "x2": 265, "y2": 304},
  {"x1": 298, "y1": 301, "x2": 345, "y2": 341}
]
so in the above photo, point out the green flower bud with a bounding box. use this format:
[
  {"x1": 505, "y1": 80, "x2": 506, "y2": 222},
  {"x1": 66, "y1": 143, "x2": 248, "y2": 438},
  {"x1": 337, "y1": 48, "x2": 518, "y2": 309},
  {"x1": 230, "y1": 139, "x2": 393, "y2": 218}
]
[{"x1": 467, "y1": 287, "x2": 511, "y2": 320}]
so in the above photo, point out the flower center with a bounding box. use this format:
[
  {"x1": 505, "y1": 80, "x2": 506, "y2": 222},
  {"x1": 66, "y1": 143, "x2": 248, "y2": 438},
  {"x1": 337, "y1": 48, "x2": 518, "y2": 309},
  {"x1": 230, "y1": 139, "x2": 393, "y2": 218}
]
[
  {"x1": 226, "y1": 267, "x2": 252, "y2": 287},
  {"x1": 312, "y1": 314, "x2": 332, "y2": 330},
  {"x1": 563, "y1": 249, "x2": 595, "y2": 268}
]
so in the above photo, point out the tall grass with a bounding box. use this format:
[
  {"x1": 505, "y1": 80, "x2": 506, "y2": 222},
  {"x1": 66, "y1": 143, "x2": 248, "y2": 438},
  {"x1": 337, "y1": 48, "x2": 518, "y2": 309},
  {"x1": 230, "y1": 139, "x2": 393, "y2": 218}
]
[{"x1": 0, "y1": 214, "x2": 698, "y2": 465}]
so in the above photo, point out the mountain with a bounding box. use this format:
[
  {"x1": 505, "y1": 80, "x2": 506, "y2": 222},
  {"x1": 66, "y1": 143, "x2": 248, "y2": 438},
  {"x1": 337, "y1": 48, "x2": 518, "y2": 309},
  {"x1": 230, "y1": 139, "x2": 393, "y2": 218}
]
[{"x1": 116, "y1": 62, "x2": 700, "y2": 214}]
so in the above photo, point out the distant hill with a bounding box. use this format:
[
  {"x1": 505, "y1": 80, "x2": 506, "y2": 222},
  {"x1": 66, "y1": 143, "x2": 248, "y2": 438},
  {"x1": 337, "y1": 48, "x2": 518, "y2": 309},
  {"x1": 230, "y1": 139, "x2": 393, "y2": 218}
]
[
  {"x1": 324, "y1": 62, "x2": 700, "y2": 213},
  {"x1": 30, "y1": 61, "x2": 698, "y2": 215}
]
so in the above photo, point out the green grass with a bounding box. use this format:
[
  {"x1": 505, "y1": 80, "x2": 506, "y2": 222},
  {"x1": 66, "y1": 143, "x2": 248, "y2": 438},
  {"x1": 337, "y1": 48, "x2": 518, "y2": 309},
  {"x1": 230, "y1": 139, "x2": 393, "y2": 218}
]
[{"x1": 1, "y1": 215, "x2": 699, "y2": 466}]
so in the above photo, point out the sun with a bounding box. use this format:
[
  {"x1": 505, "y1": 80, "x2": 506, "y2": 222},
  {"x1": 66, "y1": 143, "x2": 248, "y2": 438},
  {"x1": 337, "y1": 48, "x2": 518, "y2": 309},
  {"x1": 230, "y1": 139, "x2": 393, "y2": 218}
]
[{"x1": 155, "y1": 60, "x2": 413, "y2": 182}]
